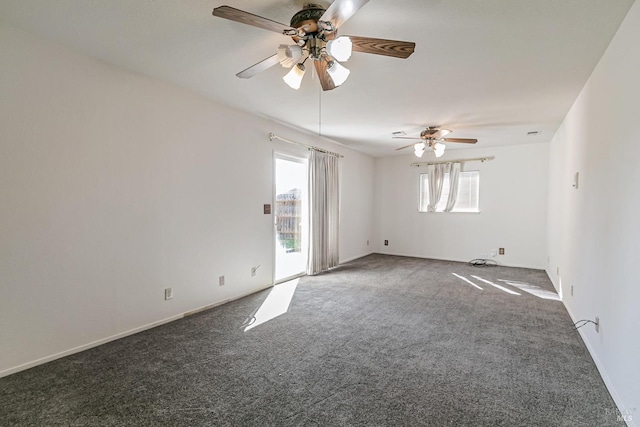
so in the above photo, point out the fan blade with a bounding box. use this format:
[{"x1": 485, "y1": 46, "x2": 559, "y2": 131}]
[
  {"x1": 213, "y1": 6, "x2": 295, "y2": 34},
  {"x1": 392, "y1": 136, "x2": 421, "y2": 140},
  {"x1": 314, "y1": 60, "x2": 336, "y2": 91},
  {"x1": 320, "y1": 0, "x2": 370, "y2": 29},
  {"x1": 347, "y1": 36, "x2": 415, "y2": 59},
  {"x1": 236, "y1": 54, "x2": 280, "y2": 79},
  {"x1": 430, "y1": 129, "x2": 451, "y2": 139},
  {"x1": 443, "y1": 138, "x2": 478, "y2": 144},
  {"x1": 395, "y1": 143, "x2": 416, "y2": 151}
]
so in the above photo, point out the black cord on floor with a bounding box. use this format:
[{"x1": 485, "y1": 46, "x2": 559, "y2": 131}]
[
  {"x1": 468, "y1": 259, "x2": 498, "y2": 267},
  {"x1": 573, "y1": 319, "x2": 596, "y2": 330}
]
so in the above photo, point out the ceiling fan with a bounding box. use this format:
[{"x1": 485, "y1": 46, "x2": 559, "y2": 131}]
[
  {"x1": 394, "y1": 127, "x2": 478, "y2": 158},
  {"x1": 212, "y1": 1, "x2": 415, "y2": 91}
]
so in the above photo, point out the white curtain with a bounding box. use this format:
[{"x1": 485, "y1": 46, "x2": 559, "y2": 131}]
[
  {"x1": 444, "y1": 162, "x2": 462, "y2": 212},
  {"x1": 427, "y1": 163, "x2": 449, "y2": 212},
  {"x1": 307, "y1": 150, "x2": 340, "y2": 275}
]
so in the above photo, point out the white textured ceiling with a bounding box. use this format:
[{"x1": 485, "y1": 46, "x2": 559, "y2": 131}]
[{"x1": 0, "y1": 0, "x2": 635, "y2": 156}]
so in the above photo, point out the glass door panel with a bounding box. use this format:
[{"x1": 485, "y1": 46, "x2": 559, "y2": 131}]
[{"x1": 274, "y1": 154, "x2": 308, "y2": 283}]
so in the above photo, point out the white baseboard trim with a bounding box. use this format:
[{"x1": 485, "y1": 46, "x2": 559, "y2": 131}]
[
  {"x1": 0, "y1": 314, "x2": 181, "y2": 378},
  {"x1": 340, "y1": 251, "x2": 375, "y2": 264},
  {"x1": 183, "y1": 283, "x2": 274, "y2": 317},
  {"x1": 371, "y1": 251, "x2": 545, "y2": 270},
  {"x1": 0, "y1": 283, "x2": 274, "y2": 379},
  {"x1": 563, "y1": 304, "x2": 635, "y2": 427}
]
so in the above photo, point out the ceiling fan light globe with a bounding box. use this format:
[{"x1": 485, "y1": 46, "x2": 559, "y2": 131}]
[
  {"x1": 433, "y1": 142, "x2": 446, "y2": 157},
  {"x1": 283, "y1": 63, "x2": 305, "y2": 90},
  {"x1": 414, "y1": 142, "x2": 426, "y2": 157},
  {"x1": 327, "y1": 60, "x2": 350, "y2": 86},
  {"x1": 326, "y1": 36, "x2": 352, "y2": 62},
  {"x1": 277, "y1": 45, "x2": 303, "y2": 68}
]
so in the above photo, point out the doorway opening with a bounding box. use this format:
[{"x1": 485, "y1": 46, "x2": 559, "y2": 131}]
[{"x1": 274, "y1": 153, "x2": 308, "y2": 283}]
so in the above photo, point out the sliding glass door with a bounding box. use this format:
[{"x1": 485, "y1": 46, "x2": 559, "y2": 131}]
[{"x1": 274, "y1": 153, "x2": 308, "y2": 283}]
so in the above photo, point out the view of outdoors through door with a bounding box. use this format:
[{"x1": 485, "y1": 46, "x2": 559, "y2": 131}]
[{"x1": 274, "y1": 154, "x2": 308, "y2": 283}]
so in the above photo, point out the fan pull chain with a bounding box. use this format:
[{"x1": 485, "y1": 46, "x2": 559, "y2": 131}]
[{"x1": 318, "y1": 83, "x2": 322, "y2": 138}]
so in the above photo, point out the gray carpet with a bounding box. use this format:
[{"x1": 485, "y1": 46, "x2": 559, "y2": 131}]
[{"x1": 0, "y1": 254, "x2": 624, "y2": 426}]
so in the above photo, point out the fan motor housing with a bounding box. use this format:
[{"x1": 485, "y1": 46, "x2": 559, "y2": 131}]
[
  {"x1": 290, "y1": 4, "x2": 325, "y2": 29},
  {"x1": 290, "y1": 4, "x2": 327, "y2": 39}
]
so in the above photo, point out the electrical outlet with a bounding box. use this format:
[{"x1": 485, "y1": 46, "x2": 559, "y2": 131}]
[
  {"x1": 164, "y1": 287, "x2": 173, "y2": 300},
  {"x1": 571, "y1": 285, "x2": 573, "y2": 296},
  {"x1": 219, "y1": 275, "x2": 225, "y2": 286},
  {"x1": 367, "y1": 240, "x2": 369, "y2": 246},
  {"x1": 384, "y1": 240, "x2": 388, "y2": 246},
  {"x1": 595, "y1": 316, "x2": 599, "y2": 333},
  {"x1": 499, "y1": 248, "x2": 505, "y2": 255}
]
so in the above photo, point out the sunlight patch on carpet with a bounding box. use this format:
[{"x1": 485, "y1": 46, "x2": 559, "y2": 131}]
[
  {"x1": 498, "y1": 279, "x2": 561, "y2": 301},
  {"x1": 452, "y1": 273, "x2": 483, "y2": 290},
  {"x1": 244, "y1": 279, "x2": 299, "y2": 331},
  {"x1": 471, "y1": 275, "x2": 521, "y2": 295}
]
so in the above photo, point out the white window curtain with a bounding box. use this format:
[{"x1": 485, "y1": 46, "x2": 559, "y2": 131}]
[
  {"x1": 427, "y1": 163, "x2": 449, "y2": 212},
  {"x1": 307, "y1": 150, "x2": 340, "y2": 275},
  {"x1": 444, "y1": 162, "x2": 462, "y2": 212}
]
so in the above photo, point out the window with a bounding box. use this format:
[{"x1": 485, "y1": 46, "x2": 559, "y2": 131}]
[{"x1": 419, "y1": 170, "x2": 480, "y2": 212}]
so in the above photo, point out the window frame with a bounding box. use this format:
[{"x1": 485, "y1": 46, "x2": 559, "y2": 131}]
[{"x1": 418, "y1": 169, "x2": 480, "y2": 213}]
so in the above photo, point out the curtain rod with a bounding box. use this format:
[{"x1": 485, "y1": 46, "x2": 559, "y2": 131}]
[
  {"x1": 268, "y1": 133, "x2": 344, "y2": 158},
  {"x1": 410, "y1": 156, "x2": 494, "y2": 167}
]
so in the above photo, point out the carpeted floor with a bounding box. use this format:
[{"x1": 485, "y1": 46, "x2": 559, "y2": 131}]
[{"x1": 0, "y1": 254, "x2": 624, "y2": 426}]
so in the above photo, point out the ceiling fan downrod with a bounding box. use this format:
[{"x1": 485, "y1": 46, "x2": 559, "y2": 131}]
[{"x1": 306, "y1": 36, "x2": 324, "y2": 61}]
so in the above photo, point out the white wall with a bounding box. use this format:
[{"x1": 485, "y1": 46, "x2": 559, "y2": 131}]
[
  {"x1": 546, "y1": 1, "x2": 640, "y2": 422},
  {"x1": 340, "y1": 150, "x2": 375, "y2": 261},
  {"x1": 0, "y1": 24, "x2": 375, "y2": 376},
  {"x1": 373, "y1": 143, "x2": 549, "y2": 269}
]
